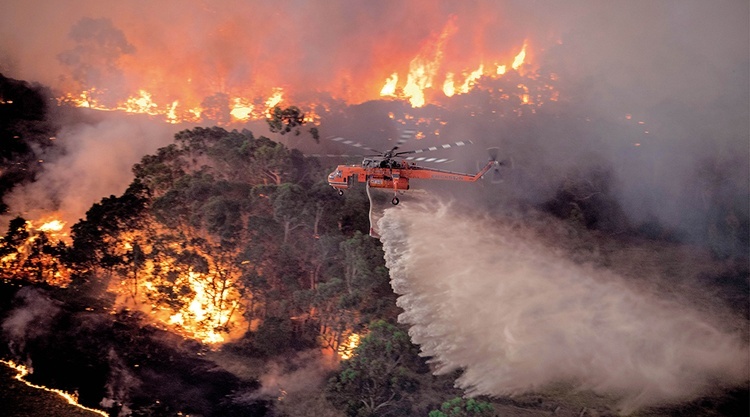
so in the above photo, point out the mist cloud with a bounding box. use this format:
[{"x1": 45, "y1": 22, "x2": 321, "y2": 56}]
[{"x1": 378, "y1": 197, "x2": 748, "y2": 412}]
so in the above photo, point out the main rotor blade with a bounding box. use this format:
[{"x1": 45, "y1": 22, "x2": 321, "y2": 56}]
[
  {"x1": 308, "y1": 153, "x2": 366, "y2": 158},
  {"x1": 393, "y1": 129, "x2": 416, "y2": 150},
  {"x1": 403, "y1": 157, "x2": 453, "y2": 163},
  {"x1": 328, "y1": 136, "x2": 384, "y2": 155},
  {"x1": 394, "y1": 140, "x2": 473, "y2": 157}
]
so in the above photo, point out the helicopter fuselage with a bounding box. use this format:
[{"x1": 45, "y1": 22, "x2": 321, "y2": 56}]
[{"x1": 327, "y1": 159, "x2": 498, "y2": 194}]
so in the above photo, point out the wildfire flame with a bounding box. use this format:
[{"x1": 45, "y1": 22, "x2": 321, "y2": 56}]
[
  {"x1": 9, "y1": 25, "x2": 553, "y2": 344},
  {"x1": 512, "y1": 42, "x2": 527, "y2": 71},
  {"x1": 111, "y1": 233, "x2": 247, "y2": 346},
  {"x1": 58, "y1": 88, "x2": 281, "y2": 125},
  {"x1": 380, "y1": 73, "x2": 399, "y2": 97},
  {"x1": 337, "y1": 333, "x2": 361, "y2": 360},
  {"x1": 48, "y1": 14, "x2": 551, "y2": 124},
  {"x1": 8, "y1": 14, "x2": 561, "y2": 348},
  {"x1": 0, "y1": 359, "x2": 109, "y2": 417},
  {"x1": 1, "y1": 217, "x2": 71, "y2": 286},
  {"x1": 378, "y1": 25, "x2": 535, "y2": 107},
  {"x1": 38, "y1": 219, "x2": 65, "y2": 233},
  {"x1": 166, "y1": 271, "x2": 241, "y2": 345}
]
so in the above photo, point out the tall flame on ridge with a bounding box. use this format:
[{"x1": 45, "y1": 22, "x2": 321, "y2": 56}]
[{"x1": 7, "y1": 7, "x2": 548, "y2": 122}]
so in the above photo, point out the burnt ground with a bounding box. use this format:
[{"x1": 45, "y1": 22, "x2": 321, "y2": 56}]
[{"x1": 0, "y1": 363, "x2": 101, "y2": 417}]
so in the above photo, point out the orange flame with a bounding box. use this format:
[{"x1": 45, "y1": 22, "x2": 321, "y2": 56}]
[
  {"x1": 0, "y1": 359, "x2": 109, "y2": 417},
  {"x1": 51, "y1": 14, "x2": 552, "y2": 123},
  {"x1": 1, "y1": 217, "x2": 71, "y2": 286},
  {"x1": 38, "y1": 219, "x2": 65, "y2": 233},
  {"x1": 338, "y1": 333, "x2": 361, "y2": 360},
  {"x1": 111, "y1": 232, "x2": 248, "y2": 346},
  {"x1": 512, "y1": 43, "x2": 527, "y2": 71},
  {"x1": 380, "y1": 72, "x2": 399, "y2": 96}
]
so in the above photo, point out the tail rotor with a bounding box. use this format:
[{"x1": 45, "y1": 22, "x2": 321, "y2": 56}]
[{"x1": 485, "y1": 147, "x2": 506, "y2": 184}]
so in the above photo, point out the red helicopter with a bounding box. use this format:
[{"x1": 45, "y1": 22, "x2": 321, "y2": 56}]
[{"x1": 326, "y1": 132, "x2": 501, "y2": 205}]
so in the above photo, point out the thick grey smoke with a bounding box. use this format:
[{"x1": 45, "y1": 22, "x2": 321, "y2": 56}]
[{"x1": 378, "y1": 196, "x2": 748, "y2": 412}]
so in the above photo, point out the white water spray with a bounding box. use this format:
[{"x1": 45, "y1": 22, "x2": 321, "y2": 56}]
[{"x1": 378, "y1": 197, "x2": 748, "y2": 412}]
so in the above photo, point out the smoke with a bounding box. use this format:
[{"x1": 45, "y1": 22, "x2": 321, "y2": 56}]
[
  {"x1": 0, "y1": 1, "x2": 746, "y2": 247},
  {"x1": 231, "y1": 350, "x2": 337, "y2": 402},
  {"x1": 57, "y1": 17, "x2": 135, "y2": 105},
  {"x1": 1, "y1": 114, "x2": 176, "y2": 229},
  {"x1": 378, "y1": 196, "x2": 748, "y2": 412},
  {"x1": 0, "y1": 0, "x2": 542, "y2": 99},
  {"x1": 1, "y1": 287, "x2": 60, "y2": 357},
  {"x1": 99, "y1": 348, "x2": 140, "y2": 417}
]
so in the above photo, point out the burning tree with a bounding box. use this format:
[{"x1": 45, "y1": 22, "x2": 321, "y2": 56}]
[
  {"x1": 0, "y1": 217, "x2": 71, "y2": 286},
  {"x1": 1, "y1": 117, "x2": 395, "y2": 359},
  {"x1": 96, "y1": 126, "x2": 373, "y2": 347}
]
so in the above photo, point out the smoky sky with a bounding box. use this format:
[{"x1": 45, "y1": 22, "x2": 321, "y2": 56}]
[
  {"x1": 2, "y1": 1, "x2": 745, "y2": 101},
  {"x1": 0, "y1": 1, "x2": 746, "y2": 237},
  {"x1": 0, "y1": 2, "x2": 747, "y2": 411}
]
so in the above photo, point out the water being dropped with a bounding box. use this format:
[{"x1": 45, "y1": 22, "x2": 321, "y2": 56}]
[{"x1": 377, "y1": 196, "x2": 748, "y2": 412}]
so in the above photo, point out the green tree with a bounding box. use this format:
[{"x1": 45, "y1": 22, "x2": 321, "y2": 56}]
[
  {"x1": 340, "y1": 232, "x2": 379, "y2": 294},
  {"x1": 327, "y1": 320, "x2": 424, "y2": 417},
  {"x1": 428, "y1": 397, "x2": 494, "y2": 417},
  {"x1": 254, "y1": 141, "x2": 292, "y2": 185},
  {"x1": 132, "y1": 143, "x2": 186, "y2": 196},
  {"x1": 271, "y1": 183, "x2": 310, "y2": 243}
]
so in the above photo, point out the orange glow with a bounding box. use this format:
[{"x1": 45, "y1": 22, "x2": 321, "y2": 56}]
[
  {"x1": 110, "y1": 230, "x2": 248, "y2": 346},
  {"x1": 165, "y1": 270, "x2": 241, "y2": 344},
  {"x1": 38, "y1": 219, "x2": 65, "y2": 233},
  {"x1": 380, "y1": 72, "x2": 399, "y2": 96},
  {"x1": 51, "y1": 14, "x2": 554, "y2": 121},
  {"x1": 338, "y1": 333, "x2": 361, "y2": 360},
  {"x1": 230, "y1": 97, "x2": 254, "y2": 121},
  {"x1": 27, "y1": 216, "x2": 69, "y2": 243},
  {"x1": 0, "y1": 359, "x2": 109, "y2": 417},
  {"x1": 442, "y1": 72, "x2": 456, "y2": 97},
  {"x1": 59, "y1": 86, "x2": 291, "y2": 125},
  {"x1": 374, "y1": 23, "x2": 543, "y2": 107},
  {"x1": 1, "y1": 216, "x2": 72, "y2": 286},
  {"x1": 518, "y1": 84, "x2": 530, "y2": 104},
  {"x1": 122, "y1": 90, "x2": 159, "y2": 114},
  {"x1": 264, "y1": 89, "x2": 284, "y2": 118},
  {"x1": 512, "y1": 43, "x2": 527, "y2": 71},
  {"x1": 458, "y1": 64, "x2": 484, "y2": 94},
  {"x1": 401, "y1": 17, "x2": 457, "y2": 107}
]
